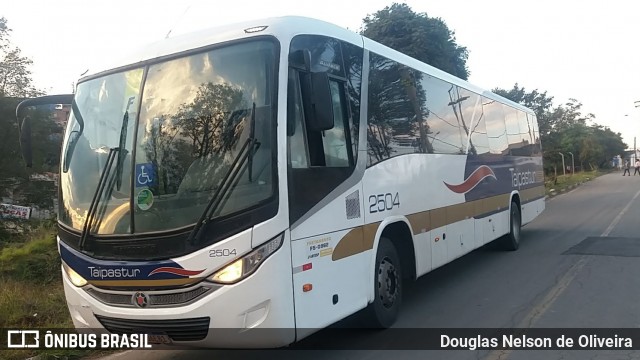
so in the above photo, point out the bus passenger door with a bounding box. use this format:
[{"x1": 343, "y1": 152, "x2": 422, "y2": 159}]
[{"x1": 285, "y1": 36, "x2": 367, "y2": 339}]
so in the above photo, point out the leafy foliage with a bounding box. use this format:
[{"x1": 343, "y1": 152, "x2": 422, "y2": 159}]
[
  {"x1": 367, "y1": 54, "x2": 433, "y2": 161},
  {"x1": 361, "y1": 3, "x2": 469, "y2": 80},
  {"x1": 360, "y1": 3, "x2": 623, "y2": 173},
  {"x1": 495, "y1": 84, "x2": 627, "y2": 173},
  {"x1": 0, "y1": 19, "x2": 58, "y2": 239},
  {"x1": 0, "y1": 17, "x2": 42, "y2": 98},
  {"x1": 0, "y1": 20, "x2": 54, "y2": 185},
  {"x1": 142, "y1": 82, "x2": 247, "y2": 196},
  {"x1": 493, "y1": 83, "x2": 554, "y2": 136},
  {"x1": 175, "y1": 82, "x2": 247, "y2": 157}
]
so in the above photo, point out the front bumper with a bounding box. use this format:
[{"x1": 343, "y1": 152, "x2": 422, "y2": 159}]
[{"x1": 62, "y1": 237, "x2": 296, "y2": 348}]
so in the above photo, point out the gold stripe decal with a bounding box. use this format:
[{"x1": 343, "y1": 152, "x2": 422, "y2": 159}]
[
  {"x1": 331, "y1": 186, "x2": 544, "y2": 261},
  {"x1": 332, "y1": 223, "x2": 379, "y2": 261}
]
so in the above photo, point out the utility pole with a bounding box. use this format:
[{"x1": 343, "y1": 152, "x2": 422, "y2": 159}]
[
  {"x1": 559, "y1": 153, "x2": 566, "y2": 176},
  {"x1": 568, "y1": 152, "x2": 575, "y2": 175},
  {"x1": 635, "y1": 101, "x2": 640, "y2": 164}
]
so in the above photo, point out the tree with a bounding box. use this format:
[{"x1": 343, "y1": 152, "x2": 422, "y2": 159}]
[
  {"x1": 141, "y1": 82, "x2": 247, "y2": 196},
  {"x1": 0, "y1": 17, "x2": 41, "y2": 98},
  {"x1": 494, "y1": 83, "x2": 627, "y2": 173},
  {"x1": 579, "y1": 134, "x2": 601, "y2": 171},
  {"x1": 0, "y1": 17, "x2": 11, "y2": 52},
  {"x1": 0, "y1": 17, "x2": 55, "y2": 232},
  {"x1": 551, "y1": 98, "x2": 594, "y2": 131},
  {"x1": 175, "y1": 82, "x2": 246, "y2": 157},
  {"x1": 0, "y1": 98, "x2": 27, "y2": 175},
  {"x1": 493, "y1": 83, "x2": 554, "y2": 136},
  {"x1": 367, "y1": 56, "x2": 426, "y2": 161},
  {"x1": 592, "y1": 125, "x2": 626, "y2": 168},
  {"x1": 362, "y1": 3, "x2": 470, "y2": 80},
  {"x1": 0, "y1": 18, "x2": 49, "y2": 186}
]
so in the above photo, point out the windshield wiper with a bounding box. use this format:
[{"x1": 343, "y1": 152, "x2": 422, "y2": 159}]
[
  {"x1": 79, "y1": 147, "x2": 118, "y2": 249},
  {"x1": 248, "y1": 102, "x2": 257, "y2": 182},
  {"x1": 78, "y1": 98, "x2": 135, "y2": 248},
  {"x1": 187, "y1": 105, "x2": 260, "y2": 245},
  {"x1": 115, "y1": 97, "x2": 135, "y2": 190}
]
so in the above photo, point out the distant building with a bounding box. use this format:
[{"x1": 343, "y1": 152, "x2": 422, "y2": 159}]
[
  {"x1": 50, "y1": 103, "x2": 71, "y2": 129},
  {"x1": 30, "y1": 172, "x2": 59, "y2": 187}
]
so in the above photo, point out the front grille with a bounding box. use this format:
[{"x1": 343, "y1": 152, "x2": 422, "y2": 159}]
[
  {"x1": 85, "y1": 289, "x2": 131, "y2": 306},
  {"x1": 95, "y1": 315, "x2": 210, "y2": 341},
  {"x1": 152, "y1": 287, "x2": 210, "y2": 306},
  {"x1": 85, "y1": 286, "x2": 212, "y2": 308}
]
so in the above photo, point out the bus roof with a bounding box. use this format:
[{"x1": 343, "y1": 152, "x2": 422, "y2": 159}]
[
  {"x1": 80, "y1": 16, "x2": 533, "y2": 115},
  {"x1": 80, "y1": 16, "x2": 362, "y2": 82}
]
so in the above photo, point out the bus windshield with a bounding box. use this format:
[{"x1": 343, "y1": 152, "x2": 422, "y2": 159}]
[{"x1": 59, "y1": 39, "x2": 277, "y2": 237}]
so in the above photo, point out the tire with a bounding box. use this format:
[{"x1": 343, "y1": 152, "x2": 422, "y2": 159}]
[
  {"x1": 500, "y1": 201, "x2": 521, "y2": 251},
  {"x1": 364, "y1": 237, "x2": 402, "y2": 328}
]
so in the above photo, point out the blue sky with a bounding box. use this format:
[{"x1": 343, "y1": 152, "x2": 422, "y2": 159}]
[{"x1": 4, "y1": 0, "x2": 640, "y2": 148}]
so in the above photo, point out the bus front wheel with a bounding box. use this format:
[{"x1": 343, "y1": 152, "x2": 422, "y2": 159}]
[
  {"x1": 364, "y1": 237, "x2": 402, "y2": 328},
  {"x1": 500, "y1": 201, "x2": 521, "y2": 251}
]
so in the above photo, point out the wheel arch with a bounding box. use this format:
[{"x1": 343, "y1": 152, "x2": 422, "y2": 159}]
[{"x1": 509, "y1": 190, "x2": 522, "y2": 222}]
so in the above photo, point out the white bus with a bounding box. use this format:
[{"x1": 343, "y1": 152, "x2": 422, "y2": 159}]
[{"x1": 17, "y1": 16, "x2": 544, "y2": 348}]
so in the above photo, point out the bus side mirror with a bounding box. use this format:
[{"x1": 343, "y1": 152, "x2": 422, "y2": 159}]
[
  {"x1": 306, "y1": 72, "x2": 334, "y2": 132},
  {"x1": 62, "y1": 130, "x2": 80, "y2": 173},
  {"x1": 19, "y1": 116, "x2": 33, "y2": 168},
  {"x1": 286, "y1": 95, "x2": 297, "y2": 136},
  {"x1": 289, "y1": 49, "x2": 311, "y2": 71}
]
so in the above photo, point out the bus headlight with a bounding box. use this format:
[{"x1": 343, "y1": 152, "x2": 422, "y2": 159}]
[
  {"x1": 208, "y1": 233, "x2": 284, "y2": 285},
  {"x1": 63, "y1": 262, "x2": 88, "y2": 287}
]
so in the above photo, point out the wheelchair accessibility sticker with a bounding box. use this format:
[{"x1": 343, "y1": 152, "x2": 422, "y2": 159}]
[
  {"x1": 135, "y1": 163, "x2": 156, "y2": 188},
  {"x1": 137, "y1": 189, "x2": 154, "y2": 211}
]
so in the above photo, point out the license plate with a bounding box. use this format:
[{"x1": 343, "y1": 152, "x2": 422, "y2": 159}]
[{"x1": 148, "y1": 334, "x2": 172, "y2": 344}]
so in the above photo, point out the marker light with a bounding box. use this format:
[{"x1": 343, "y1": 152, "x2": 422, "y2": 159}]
[
  {"x1": 208, "y1": 233, "x2": 284, "y2": 284},
  {"x1": 63, "y1": 263, "x2": 87, "y2": 287},
  {"x1": 244, "y1": 26, "x2": 268, "y2": 33}
]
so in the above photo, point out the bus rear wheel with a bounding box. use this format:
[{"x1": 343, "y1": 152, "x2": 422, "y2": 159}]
[
  {"x1": 500, "y1": 201, "x2": 521, "y2": 251},
  {"x1": 364, "y1": 237, "x2": 402, "y2": 328}
]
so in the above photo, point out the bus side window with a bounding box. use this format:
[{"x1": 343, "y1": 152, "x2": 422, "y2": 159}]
[
  {"x1": 289, "y1": 70, "x2": 353, "y2": 169},
  {"x1": 287, "y1": 69, "x2": 310, "y2": 169},
  {"x1": 321, "y1": 80, "x2": 352, "y2": 167}
]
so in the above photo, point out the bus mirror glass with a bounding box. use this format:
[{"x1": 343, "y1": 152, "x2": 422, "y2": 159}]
[
  {"x1": 63, "y1": 130, "x2": 80, "y2": 173},
  {"x1": 286, "y1": 99, "x2": 296, "y2": 136},
  {"x1": 289, "y1": 49, "x2": 311, "y2": 71},
  {"x1": 308, "y1": 71, "x2": 334, "y2": 132},
  {"x1": 19, "y1": 116, "x2": 33, "y2": 167}
]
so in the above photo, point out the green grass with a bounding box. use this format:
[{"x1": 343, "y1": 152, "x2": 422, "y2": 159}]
[
  {"x1": 544, "y1": 170, "x2": 602, "y2": 196},
  {"x1": 0, "y1": 224, "x2": 60, "y2": 284},
  {"x1": 0, "y1": 224, "x2": 93, "y2": 360}
]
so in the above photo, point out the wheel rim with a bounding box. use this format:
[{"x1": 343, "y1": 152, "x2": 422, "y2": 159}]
[{"x1": 378, "y1": 256, "x2": 399, "y2": 308}]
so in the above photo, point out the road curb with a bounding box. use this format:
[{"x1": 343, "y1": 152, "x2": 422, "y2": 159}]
[{"x1": 546, "y1": 177, "x2": 595, "y2": 200}]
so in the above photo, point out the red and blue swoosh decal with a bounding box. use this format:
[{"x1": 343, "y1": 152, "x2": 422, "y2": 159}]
[
  {"x1": 444, "y1": 165, "x2": 497, "y2": 194},
  {"x1": 59, "y1": 242, "x2": 205, "y2": 281},
  {"x1": 148, "y1": 267, "x2": 204, "y2": 277}
]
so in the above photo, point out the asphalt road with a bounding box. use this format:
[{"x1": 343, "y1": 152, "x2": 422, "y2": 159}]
[{"x1": 100, "y1": 172, "x2": 640, "y2": 360}]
